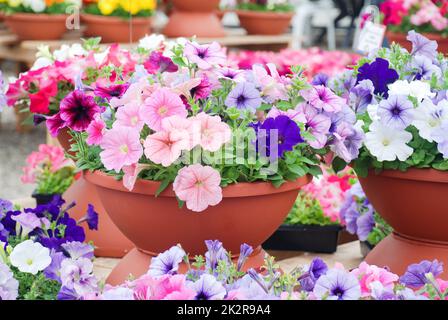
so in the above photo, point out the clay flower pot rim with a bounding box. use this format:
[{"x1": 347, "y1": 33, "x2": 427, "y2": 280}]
[
  {"x1": 81, "y1": 13, "x2": 152, "y2": 23},
  {"x1": 85, "y1": 170, "x2": 312, "y2": 198},
  {"x1": 386, "y1": 30, "x2": 448, "y2": 40},
  {"x1": 5, "y1": 12, "x2": 69, "y2": 20},
  {"x1": 368, "y1": 168, "x2": 448, "y2": 183},
  {"x1": 235, "y1": 9, "x2": 294, "y2": 18}
]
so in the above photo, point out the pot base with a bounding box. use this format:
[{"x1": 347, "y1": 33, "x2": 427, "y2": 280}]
[
  {"x1": 63, "y1": 177, "x2": 134, "y2": 258},
  {"x1": 106, "y1": 246, "x2": 267, "y2": 285},
  {"x1": 163, "y1": 11, "x2": 225, "y2": 38},
  {"x1": 365, "y1": 233, "x2": 448, "y2": 277}
]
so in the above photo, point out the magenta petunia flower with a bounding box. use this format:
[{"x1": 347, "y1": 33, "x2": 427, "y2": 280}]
[
  {"x1": 46, "y1": 113, "x2": 65, "y2": 137},
  {"x1": 99, "y1": 126, "x2": 143, "y2": 172},
  {"x1": 144, "y1": 51, "x2": 178, "y2": 74},
  {"x1": 94, "y1": 84, "x2": 129, "y2": 101},
  {"x1": 86, "y1": 114, "x2": 106, "y2": 146},
  {"x1": 59, "y1": 90, "x2": 101, "y2": 132}
]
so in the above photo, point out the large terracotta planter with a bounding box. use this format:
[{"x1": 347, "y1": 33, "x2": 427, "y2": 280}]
[
  {"x1": 386, "y1": 30, "x2": 448, "y2": 54},
  {"x1": 81, "y1": 14, "x2": 152, "y2": 43},
  {"x1": 4, "y1": 13, "x2": 68, "y2": 40},
  {"x1": 236, "y1": 10, "x2": 294, "y2": 35},
  {"x1": 57, "y1": 131, "x2": 134, "y2": 258},
  {"x1": 85, "y1": 170, "x2": 312, "y2": 285},
  {"x1": 358, "y1": 169, "x2": 448, "y2": 277},
  {"x1": 162, "y1": 0, "x2": 225, "y2": 38}
]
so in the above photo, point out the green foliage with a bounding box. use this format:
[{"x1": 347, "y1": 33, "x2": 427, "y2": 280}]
[
  {"x1": 284, "y1": 192, "x2": 338, "y2": 226},
  {"x1": 237, "y1": 2, "x2": 295, "y2": 12},
  {"x1": 4, "y1": 2, "x2": 74, "y2": 14},
  {"x1": 35, "y1": 166, "x2": 75, "y2": 195},
  {"x1": 366, "y1": 213, "x2": 393, "y2": 246},
  {"x1": 11, "y1": 266, "x2": 60, "y2": 300}
]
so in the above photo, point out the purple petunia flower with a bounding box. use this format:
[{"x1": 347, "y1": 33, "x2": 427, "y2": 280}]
[
  {"x1": 400, "y1": 260, "x2": 444, "y2": 288},
  {"x1": 349, "y1": 80, "x2": 375, "y2": 114},
  {"x1": 410, "y1": 55, "x2": 441, "y2": 81},
  {"x1": 148, "y1": 245, "x2": 186, "y2": 277},
  {"x1": 298, "y1": 103, "x2": 331, "y2": 149},
  {"x1": 225, "y1": 82, "x2": 262, "y2": 112},
  {"x1": 299, "y1": 258, "x2": 328, "y2": 291},
  {"x1": 184, "y1": 42, "x2": 226, "y2": 70},
  {"x1": 44, "y1": 250, "x2": 66, "y2": 282},
  {"x1": 255, "y1": 115, "x2": 304, "y2": 159},
  {"x1": 61, "y1": 241, "x2": 94, "y2": 260},
  {"x1": 0, "y1": 262, "x2": 18, "y2": 300},
  {"x1": 205, "y1": 240, "x2": 230, "y2": 270},
  {"x1": 331, "y1": 121, "x2": 364, "y2": 163},
  {"x1": 356, "y1": 58, "x2": 399, "y2": 98},
  {"x1": 356, "y1": 208, "x2": 375, "y2": 241},
  {"x1": 312, "y1": 73, "x2": 329, "y2": 86},
  {"x1": 94, "y1": 84, "x2": 129, "y2": 101},
  {"x1": 216, "y1": 67, "x2": 246, "y2": 82},
  {"x1": 377, "y1": 95, "x2": 414, "y2": 129},
  {"x1": 59, "y1": 90, "x2": 100, "y2": 132},
  {"x1": 78, "y1": 204, "x2": 98, "y2": 231},
  {"x1": 0, "y1": 199, "x2": 13, "y2": 216},
  {"x1": 313, "y1": 269, "x2": 361, "y2": 300},
  {"x1": 57, "y1": 286, "x2": 81, "y2": 300},
  {"x1": 144, "y1": 51, "x2": 178, "y2": 74},
  {"x1": 247, "y1": 268, "x2": 280, "y2": 295},
  {"x1": 237, "y1": 243, "x2": 254, "y2": 271},
  {"x1": 407, "y1": 30, "x2": 438, "y2": 60},
  {"x1": 188, "y1": 274, "x2": 227, "y2": 300},
  {"x1": 60, "y1": 257, "x2": 97, "y2": 295}
]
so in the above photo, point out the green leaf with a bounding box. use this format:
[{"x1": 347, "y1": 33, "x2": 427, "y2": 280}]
[{"x1": 155, "y1": 179, "x2": 171, "y2": 197}]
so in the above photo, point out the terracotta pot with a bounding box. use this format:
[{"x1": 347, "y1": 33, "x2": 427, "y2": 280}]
[
  {"x1": 57, "y1": 131, "x2": 134, "y2": 258},
  {"x1": 85, "y1": 170, "x2": 312, "y2": 285},
  {"x1": 162, "y1": 0, "x2": 225, "y2": 38},
  {"x1": 4, "y1": 13, "x2": 68, "y2": 40},
  {"x1": 81, "y1": 14, "x2": 152, "y2": 43},
  {"x1": 236, "y1": 10, "x2": 294, "y2": 35},
  {"x1": 386, "y1": 30, "x2": 448, "y2": 54},
  {"x1": 358, "y1": 169, "x2": 448, "y2": 277}
]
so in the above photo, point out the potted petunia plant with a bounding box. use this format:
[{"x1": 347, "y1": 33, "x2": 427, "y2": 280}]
[
  {"x1": 380, "y1": 0, "x2": 448, "y2": 53},
  {"x1": 54, "y1": 39, "x2": 359, "y2": 283},
  {"x1": 3, "y1": 0, "x2": 80, "y2": 40},
  {"x1": 82, "y1": 0, "x2": 157, "y2": 42},
  {"x1": 329, "y1": 31, "x2": 448, "y2": 276},
  {"x1": 235, "y1": 0, "x2": 295, "y2": 35},
  {"x1": 21, "y1": 144, "x2": 76, "y2": 205}
]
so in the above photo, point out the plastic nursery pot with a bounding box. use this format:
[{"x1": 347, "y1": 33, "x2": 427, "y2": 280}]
[
  {"x1": 263, "y1": 224, "x2": 342, "y2": 254},
  {"x1": 56, "y1": 131, "x2": 134, "y2": 258},
  {"x1": 236, "y1": 10, "x2": 294, "y2": 35},
  {"x1": 84, "y1": 170, "x2": 312, "y2": 285},
  {"x1": 4, "y1": 13, "x2": 69, "y2": 41},
  {"x1": 81, "y1": 14, "x2": 152, "y2": 43},
  {"x1": 162, "y1": 0, "x2": 225, "y2": 38},
  {"x1": 32, "y1": 192, "x2": 61, "y2": 206},
  {"x1": 386, "y1": 30, "x2": 448, "y2": 54},
  {"x1": 358, "y1": 169, "x2": 448, "y2": 277}
]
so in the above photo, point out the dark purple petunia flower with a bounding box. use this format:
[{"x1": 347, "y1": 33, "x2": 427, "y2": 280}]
[
  {"x1": 407, "y1": 30, "x2": 438, "y2": 60},
  {"x1": 299, "y1": 257, "x2": 328, "y2": 291},
  {"x1": 255, "y1": 115, "x2": 304, "y2": 159},
  {"x1": 237, "y1": 243, "x2": 254, "y2": 271},
  {"x1": 33, "y1": 114, "x2": 47, "y2": 126},
  {"x1": 400, "y1": 260, "x2": 444, "y2": 288},
  {"x1": 57, "y1": 286, "x2": 80, "y2": 300},
  {"x1": 144, "y1": 51, "x2": 178, "y2": 74},
  {"x1": 77, "y1": 204, "x2": 98, "y2": 231},
  {"x1": 94, "y1": 84, "x2": 129, "y2": 101},
  {"x1": 312, "y1": 73, "x2": 329, "y2": 86},
  {"x1": 225, "y1": 82, "x2": 262, "y2": 112},
  {"x1": 190, "y1": 75, "x2": 212, "y2": 100},
  {"x1": 356, "y1": 58, "x2": 399, "y2": 98},
  {"x1": 59, "y1": 90, "x2": 100, "y2": 132}
]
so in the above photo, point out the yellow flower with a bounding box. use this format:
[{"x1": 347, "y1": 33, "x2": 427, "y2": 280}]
[
  {"x1": 140, "y1": 0, "x2": 156, "y2": 11},
  {"x1": 98, "y1": 0, "x2": 119, "y2": 15},
  {"x1": 7, "y1": 0, "x2": 22, "y2": 7},
  {"x1": 119, "y1": 0, "x2": 140, "y2": 15}
]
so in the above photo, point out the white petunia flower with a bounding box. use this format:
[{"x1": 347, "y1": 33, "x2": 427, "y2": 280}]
[
  {"x1": 23, "y1": 0, "x2": 46, "y2": 12},
  {"x1": 412, "y1": 99, "x2": 448, "y2": 142},
  {"x1": 367, "y1": 103, "x2": 380, "y2": 121},
  {"x1": 138, "y1": 34, "x2": 166, "y2": 51},
  {"x1": 102, "y1": 287, "x2": 134, "y2": 300},
  {"x1": 388, "y1": 80, "x2": 435, "y2": 102},
  {"x1": 53, "y1": 43, "x2": 88, "y2": 62},
  {"x1": 365, "y1": 121, "x2": 413, "y2": 162},
  {"x1": 9, "y1": 240, "x2": 51, "y2": 275}
]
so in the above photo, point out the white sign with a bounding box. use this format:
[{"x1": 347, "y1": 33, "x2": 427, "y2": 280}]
[{"x1": 355, "y1": 21, "x2": 386, "y2": 54}]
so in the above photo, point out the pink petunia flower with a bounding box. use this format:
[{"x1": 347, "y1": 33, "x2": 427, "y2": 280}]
[
  {"x1": 193, "y1": 112, "x2": 231, "y2": 152},
  {"x1": 161, "y1": 115, "x2": 201, "y2": 150},
  {"x1": 132, "y1": 274, "x2": 195, "y2": 300},
  {"x1": 46, "y1": 113, "x2": 65, "y2": 137},
  {"x1": 252, "y1": 64, "x2": 289, "y2": 102},
  {"x1": 173, "y1": 164, "x2": 223, "y2": 212},
  {"x1": 122, "y1": 163, "x2": 151, "y2": 191},
  {"x1": 143, "y1": 130, "x2": 189, "y2": 167},
  {"x1": 143, "y1": 88, "x2": 187, "y2": 131},
  {"x1": 86, "y1": 114, "x2": 106, "y2": 146},
  {"x1": 100, "y1": 126, "x2": 143, "y2": 172},
  {"x1": 184, "y1": 41, "x2": 226, "y2": 70},
  {"x1": 301, "y1": 85, "x2": 345, "y2": 113},
  {"x1": 351, "y1": 262, "x2": 399, "y2": 297},
  {"x1": 115, "y1": 101, "x2": 146, "y2": 131}
]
